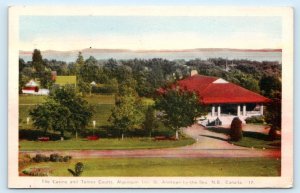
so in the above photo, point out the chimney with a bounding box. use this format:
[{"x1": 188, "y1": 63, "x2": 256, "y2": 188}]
[{"x1": 190, "y1": 70, "x2": 198, "y2": 76}]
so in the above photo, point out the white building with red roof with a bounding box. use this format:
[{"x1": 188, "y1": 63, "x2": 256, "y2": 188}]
[{"x1": 159, "y1": 71, "x2": 271, "y2": 126}]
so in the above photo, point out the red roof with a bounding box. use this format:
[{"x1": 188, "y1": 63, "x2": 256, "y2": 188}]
[{"x1": 166, "y1": 75, "x2": 271, "y2": 104}]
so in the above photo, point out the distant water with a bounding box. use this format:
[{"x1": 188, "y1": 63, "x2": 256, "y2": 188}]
[{"x1": 20, "y1": 50, "x2": 282, "y2": 63}]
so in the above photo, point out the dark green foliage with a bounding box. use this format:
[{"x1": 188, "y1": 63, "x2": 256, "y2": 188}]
[
  {"x1": 50, "y1": 153, "x2": 61, "y2": 162},
  {"x1": 19, "y1": 129, "x2": 63, "y2": 141},
  {"x1": 32, "y1": 154, "x2": 49, "y2": 163},
  {"x1": 78, "y1": 80, "x2": 92, "y2": 96},
  {"x1": 259, "y1": 75, "x2": 281, "y2": 97},
  {"x1": 91, "y1": 78, "x2": 118, "y2": 94},
  {"x1": 30, "y1": 86, "x2": 94, "y2": 138},
  {"x1": 245, "y1": 116, "x2": 265, "y2": 124},
  {"x1": 32, "y1": 49, "x2": 45, "y2": 73},
  {"x1": 155, "y1": 89, "x2": 208, "y2": 133},
  {"x1": 68, "y1": 162, "x2": 84, "y2": 177},
  {"x1": 31, "y1": 154, "x2": 72, "y2": 163},
  {"x1": 143, "y1": 106, "x2": 159, "y2": 137},
  {"x1": 39, "y1": 70, "x2": 54, "y2": 89},
  {"x1": 230, "y1": 117, "x2": 243, "y2": 141},
  {"x1": 109, "y1": 80, "x2": 145, "y2": 138},
  {"x1": 265, "y1": 91, "x2": 281, "y2": 140}
]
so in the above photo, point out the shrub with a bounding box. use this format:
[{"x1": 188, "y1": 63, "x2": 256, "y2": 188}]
[
  {"x1": 63, "y1": 156, "x2": 72, "y2": 162},
  {"x1": 245, "y1": 116, "x2": 265, "y2": 124},
  {"x1": 32, "y1": 154, "x2": 48, "y2": 163},
  {"x1": 31, "y1": 154, "x2": 72, "y2": 163},
  {"x1": 50, "y1": 153, "x2": 61, "y2": 162},
  {"x1": 230, "y1": 117, "x2": 243, "y2": 141},
  {"x1": 68, "y1": 162, "x2": 84, "y2": 176}
]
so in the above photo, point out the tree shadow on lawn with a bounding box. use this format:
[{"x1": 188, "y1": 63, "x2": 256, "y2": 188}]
[
  {"x1": 19, "y1": 129, "x2": 69, "y2": 141},
  {"x1": 199, "y1": 134, "x2": 228, "y2": 142},
  {"x1": 205, "y1": 127, "x2": 271, "y2": 141}
]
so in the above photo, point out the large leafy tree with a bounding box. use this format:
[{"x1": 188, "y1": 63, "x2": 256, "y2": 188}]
[
  {"x1": 109, "y1": 79, "x2": 145, "y2": 138},
  {"x1": 30, "y1": 99, "x2": 71, "y2": 137},
  {"x1": 30, "y1": 86, "x2": 93, "y2": 139},
  {"x1": 50, "y1": 86, "x2": 94, "y2": 138},
  {"x1": 155, "y1": 88, "x2": 208, "y2": 139}
]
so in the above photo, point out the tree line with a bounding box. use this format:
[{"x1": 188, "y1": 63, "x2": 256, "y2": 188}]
[{"x1": 21, "y1": 49, "x2": 282, "y2": 140}]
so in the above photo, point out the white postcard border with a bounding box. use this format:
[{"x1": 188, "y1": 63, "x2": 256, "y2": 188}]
[{"x1": 8, "y1": 6, "x2": 294, "y2": 188}]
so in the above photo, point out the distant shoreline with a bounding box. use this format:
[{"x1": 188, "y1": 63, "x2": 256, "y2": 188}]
[
  {"x1": 19, "y1": 48, "x2": 282, "y2": 55},
  {"x1": 19, "y1": 48, "x2": 282, "y2": 63}
]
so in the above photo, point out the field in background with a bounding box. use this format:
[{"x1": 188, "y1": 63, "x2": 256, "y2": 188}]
[{"x1": 19, "y1": 94, "x2": 155, "y2": 129}]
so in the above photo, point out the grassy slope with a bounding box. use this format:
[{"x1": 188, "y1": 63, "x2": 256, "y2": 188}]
[
  {"x1": 23, "y1": 157, "x2": 280, "y2": 177},
  {"x1": 19, "y1": 138, "x2": 195, "y2": 151}
]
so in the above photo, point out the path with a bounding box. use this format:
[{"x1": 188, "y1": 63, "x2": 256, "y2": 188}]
[
  {"x1": 179, "y1": 124, "x2": 247, "y2": 150},
  {"x1": 21, "y1": 124, "x2": 280, "y2": 159}
]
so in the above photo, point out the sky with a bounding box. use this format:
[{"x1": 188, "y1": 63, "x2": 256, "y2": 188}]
[{"x1": 19, "y1": 16, "x2": 282, "y2": 51}]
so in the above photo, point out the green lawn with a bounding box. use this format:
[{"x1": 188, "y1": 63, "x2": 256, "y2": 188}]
[
  {"x1": 20, "y1": 138, "x2": 195, "y2": 151},
  {"x1": 22, "y1": 157, "x2": 280, "y2": 176},
  {"x1": 206, "y1": 127, "x2": 281, "y2": 149},
  {"x1": 19, "y1": 95, "x2": 46, "y2": 104},
  {"x1": 19, "y1": 94, "x2": 153, "y2": 128},
  {"x1": 232, "y1": 137, "x2": 281, "y2": 149}
]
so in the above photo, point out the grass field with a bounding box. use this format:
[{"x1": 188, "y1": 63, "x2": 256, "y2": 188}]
[
  {"x1": 19, "y1": 138, "x2": 195, "y2": 151},
  {"x1": 22, "y1": 157, "x2": 280, "y2": 176},
  {"x1": 232, "y1": 137, "x2": 281, "y2": 149},
  {"x1": 206, "y1": 127, "x2": 280, "y2": 150}
]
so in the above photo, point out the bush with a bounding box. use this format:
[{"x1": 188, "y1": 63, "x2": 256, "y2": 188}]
[
  {"x1": 32, "y1": 154, "x2": 49, "y2": 163},
  {"x1": 230, "y1": 117, "x2": 243, "y2": 141},
  {"x1": 31, "y1": 154, "x2": 72, "y2": 163},
  {"x1": 63, "y1": 156, "x2": 72, "y2": 162},
  {"x1": 50, "y1": 153, "x2": 61, "y2": 162},
  {"x1": 245, "y1": 116, "x2": 265, "y2": 124},
  {"x1": 68, "y1": 162, "x2": 84, "y2": 176}
]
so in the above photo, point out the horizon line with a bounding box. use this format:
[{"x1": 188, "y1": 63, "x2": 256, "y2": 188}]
[{"x1": 19, "y1": 47, "x2": 283, "y2": 54}]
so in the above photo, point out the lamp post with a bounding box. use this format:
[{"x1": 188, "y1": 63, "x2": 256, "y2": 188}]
[{"x1": 92, "y1": 120, "x2": 96, "y2": 136}]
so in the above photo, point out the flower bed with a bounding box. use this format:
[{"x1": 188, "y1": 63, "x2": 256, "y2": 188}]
[
  {"x1": 87, "y1": 135, "x2": 99, "y2": 140},
  {"x1": 37, "y1": 137, "x2": 50, "y2": 141}
]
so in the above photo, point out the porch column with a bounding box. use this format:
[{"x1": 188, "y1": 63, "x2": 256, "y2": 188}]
[
  {"x1": 237, "y1": 105, "x2": 241, "y2": 116},
  {"x1": 260, "y1": 104, "x2": 264, "y2": 115},
  {"x1": 243, "y1": 104, "x2": 246, "y2": 116},
  {"x1": 211, "y1": 106, "x2": 215, "y2": 117},
  {"x1": 217, "y1": 105, "x2": 221, "y2": 117}
]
